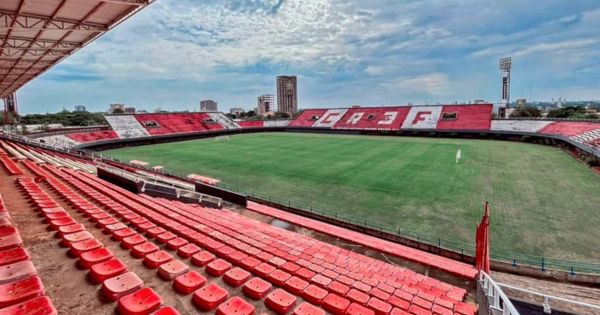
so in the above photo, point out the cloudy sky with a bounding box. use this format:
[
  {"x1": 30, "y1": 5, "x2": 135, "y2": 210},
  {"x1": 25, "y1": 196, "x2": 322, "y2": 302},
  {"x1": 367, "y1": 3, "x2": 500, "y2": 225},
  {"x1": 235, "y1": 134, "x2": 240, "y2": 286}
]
[{"x1": 17, "y1": 0, "x2": 600, "y2": 114}]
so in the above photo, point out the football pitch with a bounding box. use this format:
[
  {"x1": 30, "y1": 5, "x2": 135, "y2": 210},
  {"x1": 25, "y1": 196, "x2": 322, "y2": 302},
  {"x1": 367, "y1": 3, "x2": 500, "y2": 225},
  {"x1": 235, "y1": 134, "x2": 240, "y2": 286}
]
[{"x1": 104, "y1": 132, "x2": 600, "y2": 262}]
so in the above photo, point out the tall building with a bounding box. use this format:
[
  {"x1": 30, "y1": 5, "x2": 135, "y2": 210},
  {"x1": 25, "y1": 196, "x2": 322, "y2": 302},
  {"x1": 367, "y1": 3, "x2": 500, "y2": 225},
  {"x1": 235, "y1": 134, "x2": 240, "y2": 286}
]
[
  {"x1": 74, "y1": 105, "x2": 86, "y2": 112},
  {"x1": 257, "y1": 94, "x2": 274, "y2": 115},
  {"x1": 200, "y1": 100, "x2": 218, "y2": 112},
  {"x1": 277, "y1": 75, "x2": 297, "y2": 115}
]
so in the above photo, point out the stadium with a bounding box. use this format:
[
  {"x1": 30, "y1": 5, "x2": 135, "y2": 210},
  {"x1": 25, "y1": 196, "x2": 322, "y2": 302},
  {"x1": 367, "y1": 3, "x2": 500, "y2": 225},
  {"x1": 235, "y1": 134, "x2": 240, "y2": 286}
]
[{"x1": 1, "y1": 1, "x2": 600, "y2": 315}]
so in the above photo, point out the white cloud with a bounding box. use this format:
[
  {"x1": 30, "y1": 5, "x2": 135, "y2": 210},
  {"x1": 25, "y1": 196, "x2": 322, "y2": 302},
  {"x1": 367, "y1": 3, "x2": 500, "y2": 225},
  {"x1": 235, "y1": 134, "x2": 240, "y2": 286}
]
[{"x1": 382, "y1": 73, "x2": 451, "y2": 96}]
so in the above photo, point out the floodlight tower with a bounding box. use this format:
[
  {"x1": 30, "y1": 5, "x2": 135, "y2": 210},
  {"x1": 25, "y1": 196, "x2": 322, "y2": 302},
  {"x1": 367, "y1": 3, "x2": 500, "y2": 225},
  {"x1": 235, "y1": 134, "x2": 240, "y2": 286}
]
[{"x1": 499, "y1": 57, "x2": 512, "y2": 107}]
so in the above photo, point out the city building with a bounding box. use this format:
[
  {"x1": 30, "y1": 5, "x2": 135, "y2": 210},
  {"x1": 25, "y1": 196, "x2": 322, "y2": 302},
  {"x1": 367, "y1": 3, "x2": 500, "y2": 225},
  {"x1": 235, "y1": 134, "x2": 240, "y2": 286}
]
[
  {"x1": 109, "y1": 103, "x2": 125, "y2": 114},
  {"x1": 230, "y1": 107, "x2": 245, "y2": 116},
  {"x1": 200, "y1": 100, "x2": 218, "y2": 112},
  {"x1": 124, "y1": 107, "x2": 136, "y2": 114},
  {"x1": 257, "y1": 94, "x2": 274, "y2": 116},
  {"x1": 74, "y1": 105, "x2": 86, "y2": 112},
  {"x1": 277, "y1": 75, "x2": 297, "y2": 115},
  {"x1": 516, "y1": 99, "x2": 527, "y2": 107}
]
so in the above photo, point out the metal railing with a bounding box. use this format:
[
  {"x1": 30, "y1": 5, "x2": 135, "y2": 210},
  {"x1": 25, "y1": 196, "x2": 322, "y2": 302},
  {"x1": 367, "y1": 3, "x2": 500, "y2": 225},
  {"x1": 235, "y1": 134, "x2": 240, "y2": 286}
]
[
  {"x1": 497, "y1": 281, "x2": 600, "y2": 314},
  {"x1": 478, "y1": 272, "x2": 520, "y2": 315}
]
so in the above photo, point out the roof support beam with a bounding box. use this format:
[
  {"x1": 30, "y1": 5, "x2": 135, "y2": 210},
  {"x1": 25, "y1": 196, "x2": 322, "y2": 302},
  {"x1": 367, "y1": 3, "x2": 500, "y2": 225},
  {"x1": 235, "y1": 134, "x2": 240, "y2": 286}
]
[
  {"x1": 0, "y1": 37, "x2": 81, "y2": 50},
  {"x1": 0, "y1": 11, "x2": 108, "y2": 32},
  {"x1": 102, "y1": 0, "x2": 149, "y2": 5}
]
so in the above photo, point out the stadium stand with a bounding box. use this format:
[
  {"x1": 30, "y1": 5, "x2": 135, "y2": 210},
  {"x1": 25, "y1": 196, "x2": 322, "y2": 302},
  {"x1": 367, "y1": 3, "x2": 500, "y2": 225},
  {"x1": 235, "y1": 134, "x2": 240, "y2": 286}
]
[
  {"x1": 264, "y1": 120, "x2": 291, "y2": 127},
  {"x1": 436, "y1": 105, "x2": 493, "y2": 130},
  {"x1": 490, "y1": 120, "x2": 553, "y2": 133},
  {"x1": 288, "y1": 109, "x2": 329, "y2": 127},
  {"x1": 208, "y1": 113, "x2": 240, "y2": 129},
  {"x1": 66, "y1": 130, "x2": 119, "y2": 143},
  {"x1": 35, "y1": 135, "x2": 81, "y2": 150},
  {"x1": 0, "y1": 138, "x2": 479, "y2": 315},
  {"x1": 333, "y1": 107, "x2": 411, "y2": 130},
  {"x1": 401, "y1": 106, "x2": 444, "y2": 130},
  {"x1": 135, "y1": 113, "x2": 217, "y2": 135},
  {"x1": 104, "y1": 115, "x2": 150, "y2": 139},
  {"x1": 313, "y1": 109, "x2": 349, "y2": 128},
  {"x1": 540, "y1": 122, "x2": 600, "y2": 137},
  {"x1": 237, "y1": 121, "x2": 264, "y2": 128}
]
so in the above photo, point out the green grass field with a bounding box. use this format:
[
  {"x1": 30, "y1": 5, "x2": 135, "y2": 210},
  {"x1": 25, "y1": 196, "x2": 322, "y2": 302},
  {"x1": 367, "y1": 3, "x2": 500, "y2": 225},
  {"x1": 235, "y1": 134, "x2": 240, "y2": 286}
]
[{"x1": 105, "y1": 133, "x2": 600, "y2": 262}]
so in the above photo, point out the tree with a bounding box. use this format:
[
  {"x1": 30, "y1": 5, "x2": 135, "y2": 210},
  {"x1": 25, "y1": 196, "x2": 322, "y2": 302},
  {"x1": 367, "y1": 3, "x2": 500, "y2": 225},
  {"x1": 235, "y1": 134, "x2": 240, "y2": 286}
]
[
  {"x1": 274, "y1": 112, "x2": 290, "y2": 119},
  {"x1": 547, "y1": 106, "x2": 597, "y2": 119},
  {"x1": 509, "y1": 106, "x2": 542, "y2": 118}
]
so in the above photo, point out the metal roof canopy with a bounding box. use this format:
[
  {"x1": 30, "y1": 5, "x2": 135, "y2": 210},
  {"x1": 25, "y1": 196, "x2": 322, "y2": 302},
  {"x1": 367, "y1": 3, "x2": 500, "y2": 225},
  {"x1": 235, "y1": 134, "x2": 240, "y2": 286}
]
[{"x1": 0, "y1": 0, "x2": 153, "y2": 99}]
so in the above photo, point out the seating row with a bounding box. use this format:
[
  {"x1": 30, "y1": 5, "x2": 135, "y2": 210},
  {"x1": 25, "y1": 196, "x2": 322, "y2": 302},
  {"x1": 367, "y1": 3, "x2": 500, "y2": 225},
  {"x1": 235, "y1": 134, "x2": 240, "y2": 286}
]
[
  {"x1": 42, "y1": 163, "x2": 475, "y2": 315},
  {"x1": 38, "y1": 164, "x2": 300, "y2": 315},
  {"x1": 66, "y1": 130, "x2": 119, "y2": 143},
  {"x1": 0, "y1": 191, "x2": 57, "y2": 314},
  {"x1": 134, "y1": 113, "x2": 222, "y2": 135},
  {"x1": 15, "y1": 176, "x2": 175, "y2": 315},
  {"x1": 0, "y1": 149, "x2": 23, "y2": 175}
]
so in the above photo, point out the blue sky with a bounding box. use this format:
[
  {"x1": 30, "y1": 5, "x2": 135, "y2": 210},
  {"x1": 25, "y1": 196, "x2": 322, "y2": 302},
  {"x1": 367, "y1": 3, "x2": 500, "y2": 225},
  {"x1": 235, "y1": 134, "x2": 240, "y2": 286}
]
[{"x1": 17, "y1": 0, "x2": 600, "y2": 114}]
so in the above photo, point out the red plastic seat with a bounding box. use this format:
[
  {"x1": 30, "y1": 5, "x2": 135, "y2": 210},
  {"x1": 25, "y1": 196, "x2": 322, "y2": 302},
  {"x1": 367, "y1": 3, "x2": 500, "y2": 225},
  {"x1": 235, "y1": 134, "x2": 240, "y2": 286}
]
[
  {"x1": 117, "y1": 287, "x2": 162, "y2": 315},
  {"x1": 146, "y1": 227, "x2": 166, "y2": 238},
  {"x1": 0, "y1": 247, "x2": 29, "y2": 267},
  {"x1": 285, "y1": 276, "x2": 309, "y2": 295},
  {"x1": 136, "y1": 222, "x2": 157, "y2": 233},
  {"x1": 102, "y1": 272, "x2": 144, "y2": 302},
  {"x1": 192, "y1": 283, "x2": 229, "y2": 311},
  {"x1": 323, "y1": 294, "x2": 351, "y2": 315},
  {"x1": 223, "y1": 267, "x2": 251, "y2": 287},
  {"x1": 293, "y1": 302, "x2": 325, "y2": 315},
  {"x1": 253, "y1": 263, "x2": 276, "y2": 278},
  {"x1": 177, "y1": 243, "x2": 200, "y2": 258},
  {"x1": 173, "y1": 271, "x2": 206, "y2": 295},
  {"x1": 57, "y1": 223, "x2": 85, "y2": 237},
  {"x1": 0, "y1": 233, "x2": 23, "y2": 251},
  {"x1": 191, "y1": 251, "x2": 215, "y2": 267},
  {"x1": 302, "y1": 284, "x2": 328, "y2": 304},
  {"x1": 113, "y1": 228, "x2": 136, "y2": 241},
  {"x1": 206, "y1": 259, "x2": 232, "y2": 276},
  {"x1": 329, "y1": 281, "x2": 350, "y2": 296},
  {"x1": 157, "y1": 260, "x2": 189, "y2": 280},
  {"x1": 89, "y1": 258, "x2": 128, "y2": 284},
  {"x1": 0, "y1": 260, "x2": 37, "y2": 285},
  {"x1": 243, "y1": 277, "x2": 272, "y2": 300},
  {"x1": 122, "y1": 234, "x2": 147, "y2": 249},
  {"x1": 103, "y1": 222, "x2": 127, "y2": 235},
  {"x1": 346, "y1": 303, "x2": 375, "y2": 315},
  {"x1": 60, "y1": 231, "x2": 93, "y2": 248},
  {"x1": 0, "y1": 295, "x2": 57, "y2": 315},
  {"x1": 347, "y1": 289, "x2": 369, "y2": 305},
  {"x1": 69, "y1": 239, "x2": 102, "y2": 257},
  {"x1": 132, "y1": 242, "x2": 159, "y2": 259},
  {"x1": 217, "y1": 296, "x2": 255, "y2": 315},
  {"x1": 143, "y1": 251, "x2": 173, "y2": 269},
  {"x1": 265, "y1": 289, "x2": 297, "y2": 315},
  {"x1": 268, "y1": 269, "x2": 291, "y2": 287},
  {"x1": 97, "y1": 217, "x2": 118, "y2": 228},
  {"x1": 0, "y1": 276, "x2": 45, "y2": 308},
  {"x1": 78, "y1": 248, "x2": 114, "y2": 269},
  {"x1": 166, "y1": 237, "x2": 188, "y2": 251},
  {"x1": 155, "y1": 232, "x2": 176, "y2": 244}
]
